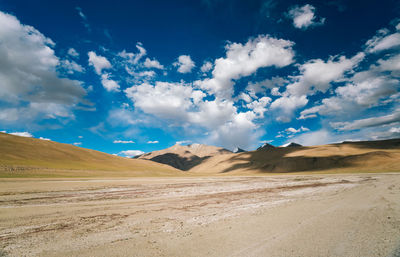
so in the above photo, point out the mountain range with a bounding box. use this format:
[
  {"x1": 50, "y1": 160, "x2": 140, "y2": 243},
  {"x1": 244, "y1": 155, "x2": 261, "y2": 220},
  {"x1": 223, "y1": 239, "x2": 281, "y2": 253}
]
[{"x1": 1, "y1": 132, "x2": 399, "y2": 177}]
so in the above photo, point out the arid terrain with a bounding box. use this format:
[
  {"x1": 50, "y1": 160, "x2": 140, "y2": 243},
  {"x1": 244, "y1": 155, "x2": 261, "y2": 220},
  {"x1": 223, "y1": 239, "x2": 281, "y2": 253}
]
[
  {"x1": 0, "y1": 133, "x2": 182, "y2": 178},
  {"x1": 1, "y1": 133, "x2": 400, "y2": 256},
  {"x1": 1, "y1": 173, "x2": 400, "y2": 256}
]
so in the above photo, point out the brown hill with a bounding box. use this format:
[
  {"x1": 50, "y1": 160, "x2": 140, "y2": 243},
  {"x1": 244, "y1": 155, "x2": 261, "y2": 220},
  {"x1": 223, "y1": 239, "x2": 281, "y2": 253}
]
[
  {"x1": 0, "y1": 132, "x2": 182, "y2": 178},
  {"x1": 138, "y1": 143, "x2": 232, "y2": 171},
  {"x1": 189, "y1": 138, "x2": 400, "y2": 174}
]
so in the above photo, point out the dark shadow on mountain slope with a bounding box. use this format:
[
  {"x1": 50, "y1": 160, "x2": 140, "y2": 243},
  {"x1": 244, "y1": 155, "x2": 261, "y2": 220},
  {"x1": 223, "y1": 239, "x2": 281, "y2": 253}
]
[
  {"x1": 150, "y1": 153, "x2": 211, "y2": 171},
  {"x1": 339, "y1": 138, "x2": 400, "y2": 150},
  {"x1": 221, "y1": 149, "x2": 396, "y2": 173}
]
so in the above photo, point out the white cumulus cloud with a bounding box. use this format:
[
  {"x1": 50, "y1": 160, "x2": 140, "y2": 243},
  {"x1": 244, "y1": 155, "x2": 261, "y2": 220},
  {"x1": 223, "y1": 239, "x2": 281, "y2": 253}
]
[
  {"x1": 125, "y1": 81, "x2": 203, "y2": 122},
  {"x1": 119, "y1": 150, "x2": 144, "y2": 158},
  {"x1": 287, "y1": 4, "x2": 325, "y2": 30},
  {"x1": 197, "y1": 35, "x2": 294, "y2": 98},
  {"x1": 88, "y1": 51, "x2": 112, "y2": 75},
  {"x1": 67, "y1": 48, "x2": 79, "y2": 57},
  {"x1": 365, "y1": 28, "x2": 400, "y2": 53},
  {"x1": 200, "y1": 61, "x2": 213, "y2": 73},
  {"x1": 0, "y1": 11, "x2": 87, "y2": 123},
  {"x1": 101, "y1": 73, "x2": 120, "y2": 92},
  {"x1": 174, "y1": 55, "x2": 195, "y2": 73},
  {"x1": 9, "y1": 132, "x2": 33, "y2": 137},
  {"x1": 144, "y1": 58, "x2": 164, "y2": 69},
  {"x1": 286, "y1": 52, "x2": 365, "y2": 97}
]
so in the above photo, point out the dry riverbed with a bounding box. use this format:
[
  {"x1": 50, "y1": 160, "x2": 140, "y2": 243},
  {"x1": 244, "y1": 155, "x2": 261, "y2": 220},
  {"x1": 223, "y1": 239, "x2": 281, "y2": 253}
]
[{"x1": 1, "y1": 174, "x2": 400, "y2": 256}]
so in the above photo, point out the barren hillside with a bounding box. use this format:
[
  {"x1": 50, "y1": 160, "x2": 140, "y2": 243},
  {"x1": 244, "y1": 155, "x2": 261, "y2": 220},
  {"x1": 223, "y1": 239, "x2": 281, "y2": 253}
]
[
  {"x1": 189, "y1": 139, "x2": 400, "y2": 174},
  {"x1": 138, "y1": 143, "x2": 232, "y2": 170},
  {"x1": 0, "y1": 133, "x2": 181, "y2": 177}
]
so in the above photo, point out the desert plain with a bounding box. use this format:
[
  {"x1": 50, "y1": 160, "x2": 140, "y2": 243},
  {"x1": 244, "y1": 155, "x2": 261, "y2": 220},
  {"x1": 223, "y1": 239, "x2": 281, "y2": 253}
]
[
  {"x1": 1, "y1": 173, "x2": 400, "y2": 257},
  {"x1": 1, "y1": 134, "x2": 400, "y2": 256}
]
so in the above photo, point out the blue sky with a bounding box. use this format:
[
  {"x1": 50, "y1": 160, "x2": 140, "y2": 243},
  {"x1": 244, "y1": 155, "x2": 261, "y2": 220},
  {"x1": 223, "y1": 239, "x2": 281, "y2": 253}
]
[{"x1": 0, "y1": 0, "x2": 399, "y2": 156}]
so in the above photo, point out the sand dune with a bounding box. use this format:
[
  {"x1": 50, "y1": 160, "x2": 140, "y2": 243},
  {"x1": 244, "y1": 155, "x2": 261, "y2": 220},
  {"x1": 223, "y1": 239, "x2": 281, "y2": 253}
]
[{"x1": 0, "y1": 133, "x2": 181, "y2": 177}]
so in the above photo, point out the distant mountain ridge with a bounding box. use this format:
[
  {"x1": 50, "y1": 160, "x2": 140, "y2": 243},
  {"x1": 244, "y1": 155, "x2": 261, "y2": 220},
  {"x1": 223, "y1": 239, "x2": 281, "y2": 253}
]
[
  {"x1": 2, "y1": 132, "x2": 399, "y2": 176},
  {"x1": 233, "y1": 147, "x2": 246, "y2": 153},
  {"x1": 281, "y1": 142, "x2": 302, "y2": 147},
  {"x1": 257, "y1": 143, "x2": 275, "y2": 150},
  {"x1": 138, "y1": 143, "x2": 232, "y2": 171},
  {"x1": 188, "y1": 138, "x2": 400, "y2": 174}
]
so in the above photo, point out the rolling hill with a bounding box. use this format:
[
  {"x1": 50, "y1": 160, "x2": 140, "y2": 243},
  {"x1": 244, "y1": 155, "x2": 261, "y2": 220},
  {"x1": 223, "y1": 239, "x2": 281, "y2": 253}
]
[
  {"x1": 0, "y1": 132, "x2": 182, "y2": 178},
  {"x1": 188, "y1": 138, "x2": 400, "y2": 174},
  {"x1": 2, "y1": 132, "x2": 399, "y2": 177}
]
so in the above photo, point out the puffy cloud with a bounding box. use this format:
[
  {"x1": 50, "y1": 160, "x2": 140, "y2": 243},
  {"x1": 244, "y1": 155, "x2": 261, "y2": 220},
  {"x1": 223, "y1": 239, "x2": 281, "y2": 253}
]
[
  {"x1": 276, "y1": 126, "x2": 309, "y2": 139},
  {"x1": 118, "y1": 43, "x2": 147, "y2": 65},
  {"x1": 124, "y1": 79, "x2": 262, "y2": 149},
  {"x1": 270, "y1": 87, "x2": 282, "y2": 96},
  {"x1": 287, "y1": 4, "x2": 325, "y2": 30},
  {"x1": 330, "y1": 110, "x2": 400, "y2": 131},
  {"x1": 88, "y1": 51, "x2": 112, "y2": 75},
  {"x1": 0, "y1": 103, "x2": 75, "y2": 124},
  {"x1": 246, "y1": 97, "x2": 271, "y2": 118},
  {"x1": 61, "y1": 59, "x2": 85, "y2": 74},
  {"x1": 125, "y1": 81, "x2": 202, "y2": 122},
  {"x1": 299, "y1": 64, "x2": 399, "y2": 120},
  {"x1": 5, "y1": 131, "x2": 51, "y2": 141},
  {"x1": 288, "y1": 129, "x2": 333, "y2": 146},
  {"x1": 125, "y1": 67, "x2": 156, "y2": 79},
  {"x1": 67, "y1": 48, "x2": 79, "y2": 57},
  {"x1": 284, "y1": 22, "x2": 400, "y2": 122},
  {"x1": 200, "y1": 61, "x2": 213, "y2": 73},
  {"x1": 298, "y1": 106, "x2": 320, "y2": 120},
  {"x1": 147, "y1": 140, "x2": 159, "y2": 144},
  {"x1": 119, "y1": 150, "x2": 144, "y2": 158},
  {"x1": 335, "y1": 71, "x2": 398, "y2": 107},
  {"x1": 285, "y1": 126, "x2": 309, "y2": 133},
  {"x1": 9, "y1": 132, "x2": 33, "y2": 137},
  {"x1": 189, "y1": 99, "x2": 236, "y2": 129},
  {"x1": 100, "y1": 73, "x2": 120, "y2": 92},
  {"x1": 238, "y1": 92, "x2": 253, "y2": 103},
  {"x1": 144, "y1": 58, "x2": 164, "y2": 69},
  {"x1": 174, "y1": 55, "x2": 195, "y2": 73},
  {"x1": 198, "y1": 35, "x2": 294, "y2": 98},
  {"x1": 365, "y1": 28, "x2": 400, "y2": 53},
  {"x1": 270, "y1": 95, "x2": 308, "y2": 122},
  {"x1": 207, "y1": 111, "x2": 260, "y2": 150},
  {"x1": 188, "y1": 98, "x2": 262, "y2": 149},
  {"x1": 0, "y1": 11, "x2": 87, "y2": 123},
  {"x1": 113, "y1": 140, "x2": 135, "y2": 144},
  {"x1": 286, "y1": 52, "x2": 365, "y2": 97},
  {"x1": 376, "y1": 53, "x2": 400, "y2": 75},
  {"x1": 73, "y1": 142, "x2": 82, "y2": 146}
]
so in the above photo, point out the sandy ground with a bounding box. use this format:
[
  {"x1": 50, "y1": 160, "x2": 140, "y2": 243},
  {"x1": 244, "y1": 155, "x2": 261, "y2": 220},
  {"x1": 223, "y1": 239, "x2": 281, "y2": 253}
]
[{"x1": 1, "y1": 174, "x2": 400, "y2": 257}]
